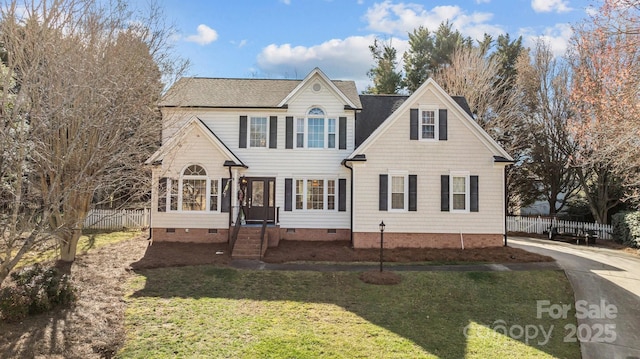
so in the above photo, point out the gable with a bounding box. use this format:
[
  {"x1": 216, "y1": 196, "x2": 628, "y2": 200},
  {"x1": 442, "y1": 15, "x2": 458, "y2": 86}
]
[
  {"x1": 350, "y1": 78, "x2": 512, "y2": 162},
  {"x1": 146, "y1": 117, "x2": 245, "y2": 168},
  {"x1": 277, "y1": 68, "x2": 361, "y2": 110}
]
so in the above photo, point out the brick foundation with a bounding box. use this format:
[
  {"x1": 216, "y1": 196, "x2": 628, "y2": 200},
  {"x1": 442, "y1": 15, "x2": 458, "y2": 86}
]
[
  {"x1": 151, "y1": 228, "x2": 229, "y2": 243},
  {"x1": 353, "y1": 232, "x2": 503, "y2": 249},
  {"x1": 279, "y1": 228, "x2": 350, "y2": 242}
]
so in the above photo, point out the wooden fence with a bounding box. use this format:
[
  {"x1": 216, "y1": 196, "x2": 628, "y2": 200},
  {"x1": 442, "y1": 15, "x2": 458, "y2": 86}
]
[
  {"x1": 84, "y1": 209, "x2": 150, "y2": 230},
  {"x1": 507, "y1": 216, "x2": 613, "y2": 240}
]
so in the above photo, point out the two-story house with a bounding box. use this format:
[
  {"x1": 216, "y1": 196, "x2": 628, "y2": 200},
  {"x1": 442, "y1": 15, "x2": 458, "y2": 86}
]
[{"x1": 146, "y1": 68, "x2": 513, "y2": 256}]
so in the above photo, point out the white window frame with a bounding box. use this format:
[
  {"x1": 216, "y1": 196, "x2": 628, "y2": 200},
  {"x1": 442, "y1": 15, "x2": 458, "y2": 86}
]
[
  {"x1": 419, "y1": 106, "x2": 439, "y2": 141},
  {"x1": 293, "y1": 178, "x2": 338, "y2": 211},
  {"x1": 159, "y1": 164, "x2": 222, "y2": 213},
  {"x1": 388, "y1": 171, "x2": 408, "y2": 212},
  {"x1": 294, "y1": 107, "x2": 338, "y2": 149},
  {"x1": 450, "y1": 171, "x2": 470, "y2": 213},
  {"x1": 248, "y1": 116, "x2": 269, "y2": 148}
]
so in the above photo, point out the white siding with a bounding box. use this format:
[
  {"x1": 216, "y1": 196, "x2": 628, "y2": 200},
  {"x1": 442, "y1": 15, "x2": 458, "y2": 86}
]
[
  {"x1": 151, "y1": 124, "x2": 232, "y2": 229},
  {"x1": 154, "y1": 73, "x2": 354, "y2": 230},
  {"x1": 353, "y1": 86, "x2": 506, "y2": 234}
]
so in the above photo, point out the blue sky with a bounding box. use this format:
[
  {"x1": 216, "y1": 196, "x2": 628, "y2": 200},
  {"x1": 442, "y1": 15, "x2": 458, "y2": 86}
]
[{"x1": 147, "y1": 0, "x2": 593, "y2": 91}]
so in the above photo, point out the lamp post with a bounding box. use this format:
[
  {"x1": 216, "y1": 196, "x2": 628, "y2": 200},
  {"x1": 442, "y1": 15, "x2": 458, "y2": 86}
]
[{"x1": 379, "y1": 221, "x2": 385, "y2": 272}]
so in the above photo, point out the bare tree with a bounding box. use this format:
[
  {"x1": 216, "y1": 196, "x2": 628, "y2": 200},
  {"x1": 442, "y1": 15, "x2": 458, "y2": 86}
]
[
  {"x1": 0, "y1": 0, "x2": 186, "y2": 286},
  {"x1": 568, "y1": 0, "x2": 639, "y2": 221},
  {"x1": 512, "y1": 41, "x2": 580, "y2": 216},
  {"x1": 432, "y1": 45, "x2": 527, "y2": 212}
]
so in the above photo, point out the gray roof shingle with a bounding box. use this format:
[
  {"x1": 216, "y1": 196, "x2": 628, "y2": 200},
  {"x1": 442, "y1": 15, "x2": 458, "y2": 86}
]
[{"x1": 159, "y1": 77, "x2": 362, "y2": 109}]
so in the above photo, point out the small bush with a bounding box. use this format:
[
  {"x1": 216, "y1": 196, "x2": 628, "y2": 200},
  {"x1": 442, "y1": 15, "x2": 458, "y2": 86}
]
[
  {"x1": 0, "y1": 263, "x2": 77, "y2": 322},
  {"x1": 612, "y1": 211, "x2": 640, "y2": 247},
  {"x1": 0, "y1": 287, "x2": 30, "y2": 322}
]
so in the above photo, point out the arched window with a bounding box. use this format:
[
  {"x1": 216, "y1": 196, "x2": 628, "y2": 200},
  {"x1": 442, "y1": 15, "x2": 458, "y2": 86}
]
[
  {"x1": 181, "y1": 165, "x2": 208, "y2": 211},
  {"x1": 295, "y1": 107, "x2": 336, "y2": 148}
]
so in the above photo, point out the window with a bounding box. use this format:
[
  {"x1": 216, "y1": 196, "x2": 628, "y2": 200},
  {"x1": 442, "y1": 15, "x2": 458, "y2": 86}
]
[
  {"x1": 295, "y1": 179, "x2": 304, "y2": 209},
  {"x1": 296, "y1": 118, "x2": 305, "y2": 148},
  {"x1": 421, "y1": 109, "x2": 436, "y2": 139},
  {"x1": 451, "y1": 173, "x2": 470, "y2": 212},
  {"x1": 293, "y1": 178, "x2": 337, "y2": 210},
  {"x1": 157, "y1": 178, "x2": 168, "y2": 212},
  {"x1": 210, "y1": 179, "x2": 219, "y2": 211},
  {"x1": 294, "y1": 107, "x2": 338, "y2": 149},
  {"x1": 249, "y1": 117, "x2": 268, "y2": 147},
  {"x1": 327, "y1": 180, "x2": 335, "y2": 210},
  {"x1": 328, "y1": 118, "x2": 336, "y2": 148},
  {"x1": 170, "y1": 179, "x2": 178, "y2": 211},
  {"x1": 391, "y1": 176, "x2": 405, "y2": 210},
  {"x1": 308, "y1": 118, "x2": 324, "y2": 148},
  {"x1": 157, "y1": 165, "x2": 222, "y2": 212}
]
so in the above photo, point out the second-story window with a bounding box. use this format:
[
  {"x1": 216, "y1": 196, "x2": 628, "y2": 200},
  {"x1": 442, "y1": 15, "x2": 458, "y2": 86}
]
[
  {"x1": 250, "y1": 117, "x2": 268, "y2": 147},
  {"x1": 295, "y1": 107, "x2": 337, "y2": 149}
]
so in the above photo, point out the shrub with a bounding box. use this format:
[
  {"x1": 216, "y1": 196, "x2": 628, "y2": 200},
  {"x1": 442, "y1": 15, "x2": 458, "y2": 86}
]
[
  {"x1": 612, "y1": 211, "x2": 640, "y2": 247},
  {"x1": 0, "y1": 287, "x2": 30, "y2": 322},
  {"x1": 0, "y1": 264, "x2": 77, "y2": 322}
]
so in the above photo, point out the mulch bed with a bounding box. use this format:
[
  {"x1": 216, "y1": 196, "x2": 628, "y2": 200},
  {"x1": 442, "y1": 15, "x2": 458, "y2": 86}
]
[{"x1": 262, "y1": 240, "x2": 554, "y2": 264}]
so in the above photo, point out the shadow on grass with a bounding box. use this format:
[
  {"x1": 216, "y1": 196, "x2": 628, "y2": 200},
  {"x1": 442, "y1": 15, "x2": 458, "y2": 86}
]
[{"x1": 127, "y1": 263, "x2": 592, "y2": 358}]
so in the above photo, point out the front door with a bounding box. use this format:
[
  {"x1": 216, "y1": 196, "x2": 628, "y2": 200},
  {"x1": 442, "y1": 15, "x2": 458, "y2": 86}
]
[{"x1": 245, "y1": 177, "x2": 275, "y2": 223}]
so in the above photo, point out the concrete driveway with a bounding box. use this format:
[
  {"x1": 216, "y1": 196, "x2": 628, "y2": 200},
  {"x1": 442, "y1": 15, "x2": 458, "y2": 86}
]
[{"x1": 510, "y1": 237, "x2": 640, "y2": 359}]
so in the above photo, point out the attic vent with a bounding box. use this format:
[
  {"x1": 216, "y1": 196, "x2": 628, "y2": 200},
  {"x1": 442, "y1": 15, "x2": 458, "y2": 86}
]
[{"x1": 312, "y1": 83, "x2": 322, "y2": 92}]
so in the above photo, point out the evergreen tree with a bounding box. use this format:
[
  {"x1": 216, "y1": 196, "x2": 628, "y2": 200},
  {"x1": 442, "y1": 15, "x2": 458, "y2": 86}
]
[{"x1": 365, "y1": 38, "x2": 402, "y2": 94}]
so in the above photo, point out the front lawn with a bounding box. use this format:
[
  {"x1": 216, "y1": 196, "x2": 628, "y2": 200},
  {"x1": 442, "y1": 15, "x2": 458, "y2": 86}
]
[{"x1": 120, "y1": 268, "x2": 580, "y2": 358}]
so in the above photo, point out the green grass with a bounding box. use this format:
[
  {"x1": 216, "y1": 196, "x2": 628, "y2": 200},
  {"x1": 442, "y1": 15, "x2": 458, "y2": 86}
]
[
  {"x1": 120, "y1": 268, "x2": 580, "y2": 359},
  {"x1": 17, "y1": 230, "x2": 142, "y2": 267}
]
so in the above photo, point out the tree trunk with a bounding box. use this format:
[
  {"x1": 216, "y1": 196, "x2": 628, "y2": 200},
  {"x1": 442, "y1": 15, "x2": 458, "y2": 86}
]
[{"x1": 59, "y1": 228, "x2": 82, "y2": 262}]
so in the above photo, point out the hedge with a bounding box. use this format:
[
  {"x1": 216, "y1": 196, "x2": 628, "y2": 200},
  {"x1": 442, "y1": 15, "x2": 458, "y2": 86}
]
[{"x1": 612, "y1": 211, "x2": 640, "y2": 248}]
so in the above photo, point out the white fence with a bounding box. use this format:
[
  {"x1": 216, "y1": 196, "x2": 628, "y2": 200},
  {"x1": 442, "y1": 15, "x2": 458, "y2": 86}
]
[
  {"x1": 507, "y1": 216, "x2": 613, "y2": 240},
  {"x1": 84, "y1": 209, "x2": 150, "y2": 230}
]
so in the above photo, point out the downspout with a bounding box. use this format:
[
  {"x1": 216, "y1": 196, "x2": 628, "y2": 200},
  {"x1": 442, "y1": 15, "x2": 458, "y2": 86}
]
[
  {"x1": 342, "y1": 160, "x2": 354, "y2": 247},
  {"x1": 504, "y1": 165, "x2": 508, "y2": 247},
  {"x1": 228, "y1": 165, "x2": 233, "y2": 238}
]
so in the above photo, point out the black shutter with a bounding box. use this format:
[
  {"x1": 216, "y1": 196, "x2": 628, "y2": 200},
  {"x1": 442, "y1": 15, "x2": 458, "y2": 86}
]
[
  {"x1": 409, "y1": 175, "x2": 417, "y2": 211},
  {"x1": 339, "y1": 117, "x2": 347, "y2": 149},
  {"x1": 410, "y1": 108, "x2": 419, "y2": 140},
  {"x1": 285, "y1": 116, "x2": 293, "y2": 149},
  {"x1": 269, "y1": 116, "x2": 277, "y2": 148},
  {"x1": 284, "y1": 178, "x2": 292, "y2": 211},
  {"x1": 439, "y1": 109, "x2": 447, "y2": 141},
  {"x1": 239, "y1": 116, "x2": 247, "y2": 148},
  {"x1": 338, "y1": 178, "x2": 347, "y2": 212},
  {"x1": 441, "y1": 175, "x2": 450, "y2": 212},
  {"x1": 379, "y1": 174, "x2": 388, "y2": 211},
  {"x1": 221, "y1": 178, "x2": 231, "y2": 213},
  {"x1": 470, "y1": 175, "x2": 479, "y2": 212}
]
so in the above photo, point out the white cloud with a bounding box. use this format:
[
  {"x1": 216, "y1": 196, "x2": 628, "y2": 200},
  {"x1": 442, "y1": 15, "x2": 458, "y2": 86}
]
[
  {"x1": 231, "y1": 39, "x2": 248, "y2": 48},
  {"x1": 185, "y1": 24, "x2": 219, "y2": 45},
  {"x1": 256, "y1": 35, "x2": 408, "y2": 91},
  {"x1": 475, "y1": 0, "x2": 491, "y2": 3},
  {"x1": 531, "y1": 0, "x2": 571, "y2": 13},
  {"x1": 363, "y1": 1, "x2": 504, "y2": 40},
  {"x1": 520, "y1": 23, "x2": 573, "y2": 57}
]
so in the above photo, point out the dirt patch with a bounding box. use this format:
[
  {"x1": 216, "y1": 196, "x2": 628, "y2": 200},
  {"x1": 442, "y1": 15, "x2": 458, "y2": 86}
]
[
  {"x1": 359, "y1": 270, "x2": 403, "y2": 285},
  {"x1": 0, "y1": 235, "x2": 149, "y2": 359},
  {"x1": 262, "y1": 240, "x2": 554, "y2": 264},
  {"x1": 130, "y1": 242, "x2": 231, "y2": 269}
]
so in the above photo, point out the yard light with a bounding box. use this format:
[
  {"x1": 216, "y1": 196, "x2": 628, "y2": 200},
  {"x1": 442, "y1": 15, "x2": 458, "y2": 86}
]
[{"x1": 379, "y1": 221, "x2": 385, "y2": 272}]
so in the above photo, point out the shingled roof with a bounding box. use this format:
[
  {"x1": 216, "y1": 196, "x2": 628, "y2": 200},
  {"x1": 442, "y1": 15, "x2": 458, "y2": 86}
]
[{"x1": 159, "y1": 77, "x2": 362, "y2": 109}]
